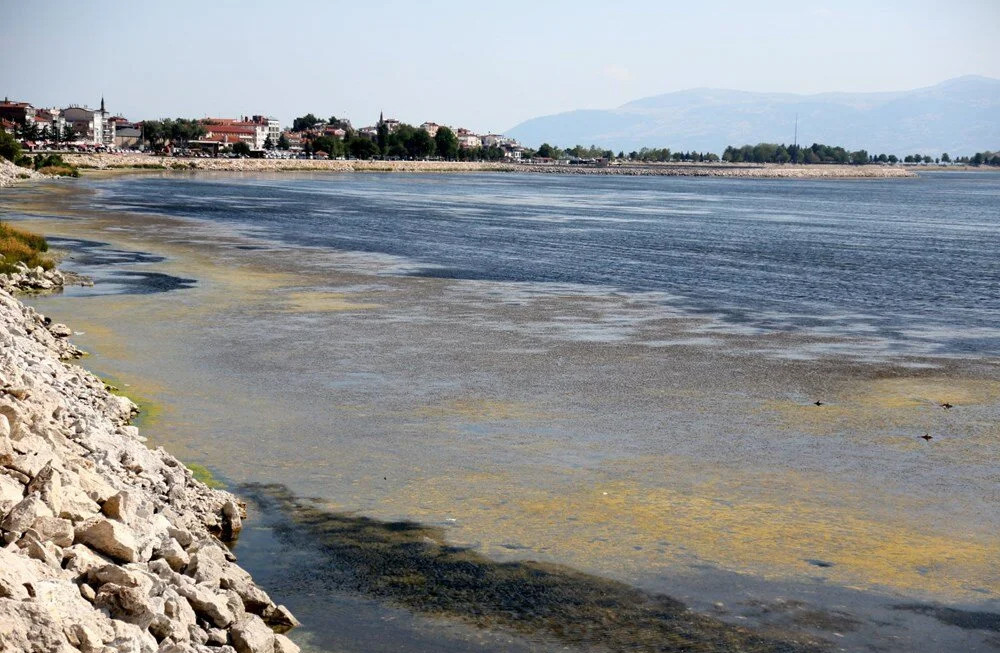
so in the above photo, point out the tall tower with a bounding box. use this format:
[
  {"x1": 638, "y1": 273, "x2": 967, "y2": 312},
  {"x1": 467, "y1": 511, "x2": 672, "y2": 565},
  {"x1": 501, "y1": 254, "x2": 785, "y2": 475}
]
[{"x1": 100, "y1": 96, "x2": 106, "y2": 114}]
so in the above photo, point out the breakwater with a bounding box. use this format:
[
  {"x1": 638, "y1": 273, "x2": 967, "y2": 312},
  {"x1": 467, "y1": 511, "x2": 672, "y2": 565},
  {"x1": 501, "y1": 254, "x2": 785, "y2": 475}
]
[
  {"x1": 58, "y1": 153, "x2": 915, "y2": 178},
  {"x1": 0, "y1": 273, "x2": 299, "y2": 652}
]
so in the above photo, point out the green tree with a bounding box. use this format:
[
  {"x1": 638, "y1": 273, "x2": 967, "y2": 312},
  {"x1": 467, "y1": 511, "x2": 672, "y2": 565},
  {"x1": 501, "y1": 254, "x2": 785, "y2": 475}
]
[
  {"x1": 292, "y1": 114, "x2": 319, "y2": 132},
  {"x1": 434, "y1": 127, "x2": 458, "y2": 160},
  {"x1": 142, "y1": 120, "x2": 165, "y2": 149},
  {"x1": 311, "y1": 135, "x2": 341, "y2": 158},
  {"x1": 941, "y1": 152, "x2": 950, "y2": 163},
  {"x1": 277, "y1": 133, "x2": 290, "y2": 150},
  {"x1": 376, "y1": 122, "x2": 389, "y2": 156},
  {"x1": 537, "y1": 143, "x2": 555, "y2": 158},
  {"x1": 406, "y1": 127, "x2": 435, "y2": 159},
  {"x1": 0, "y1": 130, "x2": 22, "y2": 162},
  {"x1": 232, "y1": 141, "x2": 251, "y2": 156},
  {"x1": 263, "y1": 136, "x2": 273, "y2": 150},
  {"x1": 352, "y1": 137, "x2": 379, "y2": 159}
]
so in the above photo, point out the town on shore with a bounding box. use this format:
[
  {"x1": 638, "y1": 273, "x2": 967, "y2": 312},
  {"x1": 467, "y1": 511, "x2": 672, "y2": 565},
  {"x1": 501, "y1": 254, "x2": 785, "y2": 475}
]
[{"x1": 2, "y1": 96, "x2": 999, "y2": 178}]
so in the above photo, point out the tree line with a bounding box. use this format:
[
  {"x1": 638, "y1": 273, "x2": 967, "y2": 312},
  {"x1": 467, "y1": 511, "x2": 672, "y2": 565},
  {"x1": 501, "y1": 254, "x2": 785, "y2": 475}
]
[
  {"x1": 288, "y1": 114, "x2": 514, "y2": 161},
  {"x1": 12, "y1": 121, "x2": 76, "y2": 143},
  {"x1": 722, "y1": 142, "x2": 871, "y2": 164},
  {"x1": 141, "y1": 119, "x2": 206, "y2": 150}
]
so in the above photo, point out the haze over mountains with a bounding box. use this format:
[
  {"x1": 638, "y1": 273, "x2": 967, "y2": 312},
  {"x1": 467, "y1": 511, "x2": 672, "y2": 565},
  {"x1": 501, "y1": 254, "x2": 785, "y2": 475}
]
[{"x1": 507, "y1": 76, "x2": 1000, "y2": 156}]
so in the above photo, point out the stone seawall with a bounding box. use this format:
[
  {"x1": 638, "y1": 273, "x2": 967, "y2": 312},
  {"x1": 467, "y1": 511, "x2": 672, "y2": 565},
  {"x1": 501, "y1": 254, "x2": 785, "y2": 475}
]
[
  {"x1": 0, "y1": 279, "x2": 299, "y2": 652},
  {"x1": 58, "y1": 153, "x2": 916, "y2": 178}
]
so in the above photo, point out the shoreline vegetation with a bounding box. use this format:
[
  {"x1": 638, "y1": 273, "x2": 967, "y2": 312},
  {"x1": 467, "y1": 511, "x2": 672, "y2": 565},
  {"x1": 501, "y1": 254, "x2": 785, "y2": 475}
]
[
  {"x1": 56, "y1": 152, "x2": 919, "y2": 178},
  {"x1": 0, "y1": 221, "x2": 54, "y2": 275}
]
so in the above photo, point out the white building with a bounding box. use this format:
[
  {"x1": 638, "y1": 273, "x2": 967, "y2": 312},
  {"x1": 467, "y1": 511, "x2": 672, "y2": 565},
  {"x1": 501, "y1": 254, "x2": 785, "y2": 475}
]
[
  {"x1": 481, "y1": 134, "x2": 506, "y2": 148},
  {"x1": 457, "y1": 134, "x2": 482, "y2": 149},
  {"x1": 62, "y1": 98, "x2": 114, "y2": 146},
  {"x1": 252, "y1": 115, "x2": 280, "y2": 147}
]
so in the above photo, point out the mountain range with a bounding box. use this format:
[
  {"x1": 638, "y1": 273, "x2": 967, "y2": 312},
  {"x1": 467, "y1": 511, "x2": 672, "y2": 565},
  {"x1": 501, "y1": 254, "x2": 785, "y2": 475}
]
[{"x1": 506, "y1": 75, "x2": 1000, "y2": 156}]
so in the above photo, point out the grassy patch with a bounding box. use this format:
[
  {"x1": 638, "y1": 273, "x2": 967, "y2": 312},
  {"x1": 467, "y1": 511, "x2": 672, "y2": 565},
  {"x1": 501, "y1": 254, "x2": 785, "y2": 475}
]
[
  {"x1": 37, "y1": 164, "x2": 79, "y2": 177},
  {"x1": 28, "y1": 154, "x2": 79, "y2": 177},
  {"x1": 187, "y1": 463, "x2": 225, "y2": 489},
  {"x1": 0, "y1": 222, "x2": 54, "y2": 275}
]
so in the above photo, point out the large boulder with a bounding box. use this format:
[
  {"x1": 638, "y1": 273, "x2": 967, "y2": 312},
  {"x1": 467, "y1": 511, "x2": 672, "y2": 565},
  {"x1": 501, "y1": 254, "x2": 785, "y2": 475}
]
[
  {"x1": 2, "y1": 493, "x2": 53, "y2": 536},
  {"x1": 73, "y1": 516, "x2": 140, "y2": 563},
  {"x1": 0, "y1": 472, "x2": 24, "y2": 514},
  {"x1": 31, "y1": 516, "x2": 74, "y2": 547},
  {"x1": 175, "y1": 583, "x2": 234, "y2": 628},
  {"x1": 229, "y1": 614, "x2": 275, "y2": 653},
  {"x1": 58, "y1": 484, "x2": 101, "y2": 522}
]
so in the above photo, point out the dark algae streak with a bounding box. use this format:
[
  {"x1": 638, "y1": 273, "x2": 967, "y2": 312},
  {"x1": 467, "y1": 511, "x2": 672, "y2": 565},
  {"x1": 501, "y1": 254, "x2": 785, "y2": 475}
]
[{"x1": 242, "y1": 483, "x2": 826, "y2": 652}]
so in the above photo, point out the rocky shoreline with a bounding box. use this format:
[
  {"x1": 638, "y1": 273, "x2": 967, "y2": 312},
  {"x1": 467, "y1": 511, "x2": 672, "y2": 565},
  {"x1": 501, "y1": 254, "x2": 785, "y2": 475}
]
[
  {"x1": 55, "y1": 153, "x2": 917, "y2": 178},
  {"x1": 0, "y1": 159, "x2": 45, "y2": 188},
  {"x1": 0, "y1": 271, "x2": 299, "y2": 652}
]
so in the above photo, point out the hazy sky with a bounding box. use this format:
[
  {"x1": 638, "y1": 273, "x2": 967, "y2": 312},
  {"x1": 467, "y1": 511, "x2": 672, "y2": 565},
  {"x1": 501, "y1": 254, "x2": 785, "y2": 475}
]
[{"x1": 2, "y1": 0, "x2": 998, "y2": 132}]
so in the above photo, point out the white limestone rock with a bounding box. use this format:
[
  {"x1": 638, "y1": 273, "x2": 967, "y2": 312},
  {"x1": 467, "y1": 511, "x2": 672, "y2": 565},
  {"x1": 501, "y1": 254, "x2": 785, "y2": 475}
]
[
  {"x1": 229, "y1": 614, "x2": 276, "y2": 653},
  {"x1": 74, "y1": 516, "x2": 140, "y2": 563}
]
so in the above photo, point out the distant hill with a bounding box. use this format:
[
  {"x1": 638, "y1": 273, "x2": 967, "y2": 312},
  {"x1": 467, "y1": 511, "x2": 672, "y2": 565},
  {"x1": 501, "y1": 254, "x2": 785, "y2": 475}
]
[{"x1": 506, "y1": 76, "x2": 1000, "y2": 156}]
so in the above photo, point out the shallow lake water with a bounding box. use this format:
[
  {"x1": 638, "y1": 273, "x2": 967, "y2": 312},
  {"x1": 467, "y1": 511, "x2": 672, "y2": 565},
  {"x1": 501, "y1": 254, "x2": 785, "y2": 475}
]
[{"x1": 3, "y1": 171, "x2": 999, "y2": 652}]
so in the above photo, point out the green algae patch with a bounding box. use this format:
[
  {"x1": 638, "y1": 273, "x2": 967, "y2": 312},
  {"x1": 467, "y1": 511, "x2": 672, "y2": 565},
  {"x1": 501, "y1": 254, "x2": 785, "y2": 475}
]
[
  {"x1": 99, "y1": 375, "x2": 163, "y2": 429},
  {"x1": 186, "y1": 463, "x2": 225, "y2": 489}
]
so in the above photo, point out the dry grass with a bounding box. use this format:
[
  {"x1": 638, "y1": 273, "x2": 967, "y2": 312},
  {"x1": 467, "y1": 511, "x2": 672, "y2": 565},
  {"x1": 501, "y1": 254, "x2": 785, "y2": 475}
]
[{"x1": 0, "y1": 222, "x2": 53, "y2": 275}]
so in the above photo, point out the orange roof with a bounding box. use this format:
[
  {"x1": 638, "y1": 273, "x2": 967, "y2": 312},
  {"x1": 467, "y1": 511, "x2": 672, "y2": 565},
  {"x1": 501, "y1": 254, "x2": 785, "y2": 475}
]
[{"x1": 206, "y1": 124, "x2": 255, "y2": 134}]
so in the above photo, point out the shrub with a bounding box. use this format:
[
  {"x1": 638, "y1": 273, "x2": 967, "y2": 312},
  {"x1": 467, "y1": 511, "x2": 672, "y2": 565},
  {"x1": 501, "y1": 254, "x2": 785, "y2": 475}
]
[
  {"x1": 37, "y1": 165, "x2": 79, "y2": 177},
  {"x1": 0, "y1": 222, "x2": 54, "y2": 275}
]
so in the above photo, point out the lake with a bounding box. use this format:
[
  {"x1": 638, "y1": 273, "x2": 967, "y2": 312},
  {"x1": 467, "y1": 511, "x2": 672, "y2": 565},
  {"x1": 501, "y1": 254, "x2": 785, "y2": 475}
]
[{"x1": 6, "y1": 170, "x2": 999, "y2": 652}]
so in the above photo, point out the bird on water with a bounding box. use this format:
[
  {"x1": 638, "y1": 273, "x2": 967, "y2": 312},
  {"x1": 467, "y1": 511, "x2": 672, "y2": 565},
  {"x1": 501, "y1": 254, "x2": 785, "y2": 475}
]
[
  {"x1": 941, "y1": 402, "x2": 954, "y2": 409},
  {"x1": 921, "y1": 433, "x2": 933, "y2": 441},
  {"x1": 813, "y1": 400, "x2": 824, "y2": 406}
]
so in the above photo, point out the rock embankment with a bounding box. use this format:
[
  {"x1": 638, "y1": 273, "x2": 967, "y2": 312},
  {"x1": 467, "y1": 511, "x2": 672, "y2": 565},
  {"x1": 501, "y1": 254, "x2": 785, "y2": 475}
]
[
  {"x1": 1, "y1": 262, "x2": 67, "y2": 295},
  {"x1": 0, "y1": 159, "x2": 44, "y2": 188},
  {"x1": 59, "y1": 153, "x2": 917, "y2": 178},
  {"x1": 62, "y1": 153, "x2": 515, "y2": 174},
  {"x1": 0, "y1": 286, "x2": 299, "y2": 652}
]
